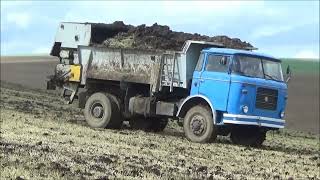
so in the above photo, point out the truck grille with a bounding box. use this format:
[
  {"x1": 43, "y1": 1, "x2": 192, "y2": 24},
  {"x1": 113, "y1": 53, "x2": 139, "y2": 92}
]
[{"x1": 255, "y1": 87, "x2": 278, "y2": 110}]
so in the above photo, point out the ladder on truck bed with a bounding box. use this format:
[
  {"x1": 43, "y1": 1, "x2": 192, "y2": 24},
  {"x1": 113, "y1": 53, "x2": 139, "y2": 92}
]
[{"x1": 159, "y1": 53, "x2": 180, "y2": 92}]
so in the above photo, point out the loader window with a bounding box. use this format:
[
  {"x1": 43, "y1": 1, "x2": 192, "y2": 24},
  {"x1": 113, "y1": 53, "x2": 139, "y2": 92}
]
[
  {"x1": 205, "y1": 55, "x2": 229, "y2": 72},
  {"x1": 195, "y1": 53, "x2": 204, "y2": 71}
]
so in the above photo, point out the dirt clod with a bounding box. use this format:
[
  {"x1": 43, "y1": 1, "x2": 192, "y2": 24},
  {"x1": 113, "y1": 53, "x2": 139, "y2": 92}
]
[
  {"x1": 15, "y1": 176, "x2": 25, "y2": 180},
  {"x1": 36, "y1": 141, "x2": 42, "y2": 145},
  {"x1": 96, "y1": 156, "x2": 113, "y2": 164},
  {"x1": 144, "y1": 165, "x2": 161, "y2": 176},
  {"x1": 197, "y1": 165, "x2": 208, "y2": 173},
  {"x1": 95, "y1": 176, "x2": 109, "y2": 180},
  {"x1": 35, "y1": 163, "x2": 46, "y2": 170},
  {"x1": 50, "y1": 162, "x2": 71, "y2": 173}
]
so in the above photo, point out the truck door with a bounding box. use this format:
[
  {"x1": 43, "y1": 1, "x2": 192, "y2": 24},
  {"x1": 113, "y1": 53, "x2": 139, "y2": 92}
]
[
  {"x1": 190, "y1": 53, "x2": 205, "y2": 95},
  {"x1": 198, "y1": 54, "x2": 231, "y2": 111}
]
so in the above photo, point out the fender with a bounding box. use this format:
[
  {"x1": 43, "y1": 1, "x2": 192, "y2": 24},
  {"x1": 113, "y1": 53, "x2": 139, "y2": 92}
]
[{"x1": 176, "y1": 94, "x2": 216, "y2": 124}]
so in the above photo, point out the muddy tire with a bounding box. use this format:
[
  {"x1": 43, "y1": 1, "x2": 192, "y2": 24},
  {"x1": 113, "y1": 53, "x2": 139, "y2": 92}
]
[
  {"x1": 183, "y1": 105, "x2": 217, "y2": 143},
  {"x1": 84, "y1": 92, "x2": 122, "y2": 129},
  {"x1": 129, "y1": 118, "x2": 150, "y2": 130},
  {"x1": 230, "y1": 126, "x2": 266, "y2": 147},
  {"x1": 105, "y1": 93, "x2": 123, "y2": 129}
]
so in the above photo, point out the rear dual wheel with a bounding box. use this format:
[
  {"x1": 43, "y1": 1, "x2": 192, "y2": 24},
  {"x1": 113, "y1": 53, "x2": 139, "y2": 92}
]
[{"x1": 84, "y1": 92, "x2": 123, "y2": 129}]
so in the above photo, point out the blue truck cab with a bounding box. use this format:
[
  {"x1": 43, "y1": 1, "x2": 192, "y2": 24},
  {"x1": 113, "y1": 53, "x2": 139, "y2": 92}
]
[{"x1": 179, "y1": 48, "x2": 289, "y2": 145}]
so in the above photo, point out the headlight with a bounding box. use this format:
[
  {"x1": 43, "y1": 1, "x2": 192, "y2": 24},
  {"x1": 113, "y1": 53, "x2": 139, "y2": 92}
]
[
  {"x1": 242, "y1": 105, "x2": 249, "y2": 114},
  {"x1": 280, "y1": 111, "x2": 285, "y2": 118}
]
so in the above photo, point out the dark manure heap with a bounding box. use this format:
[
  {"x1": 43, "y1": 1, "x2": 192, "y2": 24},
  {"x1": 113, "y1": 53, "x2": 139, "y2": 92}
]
[{"x1": 91, "y1": 21, "x2": 254, "y2": 51}]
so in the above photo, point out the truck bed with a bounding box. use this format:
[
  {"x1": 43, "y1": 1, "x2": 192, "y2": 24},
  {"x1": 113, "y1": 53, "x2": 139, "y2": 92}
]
[{"x1": 78, "y1": 46, "x2": 182, "y2": 91}]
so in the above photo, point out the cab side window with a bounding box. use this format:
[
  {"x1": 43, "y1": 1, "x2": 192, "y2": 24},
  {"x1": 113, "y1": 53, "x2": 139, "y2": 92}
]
[
  {"x1": 195, "y1": 53, "x2": 204, "y2": 71},
  {"x1": 205, "y1": 55, "x2": 229, "y2": 72}
]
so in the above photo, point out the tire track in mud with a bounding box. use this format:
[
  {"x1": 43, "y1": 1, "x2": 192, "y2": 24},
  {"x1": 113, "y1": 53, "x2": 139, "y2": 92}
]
[
  {"x1": 0, "y1": 139, "x2": 236, "y2": 179},
  {"x1": 0, "y1": 132, "x2": 217, "y2": 179},
  {"x1": 0, "y1": 140, "x2": 120, "y2": 179}
]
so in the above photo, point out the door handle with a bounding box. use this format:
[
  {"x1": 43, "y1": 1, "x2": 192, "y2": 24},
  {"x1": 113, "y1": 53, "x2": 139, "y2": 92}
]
[{"x1": 199, "y1": 79, "x2": 205, "y2": 83}]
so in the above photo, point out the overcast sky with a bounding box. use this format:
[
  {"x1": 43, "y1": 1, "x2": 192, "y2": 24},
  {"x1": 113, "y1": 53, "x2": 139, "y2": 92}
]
[{"x1": 1, "y1": 1, "x2": 319, "y2": 59}]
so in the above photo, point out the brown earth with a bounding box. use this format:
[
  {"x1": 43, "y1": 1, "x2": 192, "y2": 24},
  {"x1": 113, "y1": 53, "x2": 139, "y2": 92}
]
[
  {"x1": 94, "y1": 21, "x2": 254, "y2": 51},
  {"x1": 0, "y1": 56, "x2": 58, "y2": 89},
  {"x1": 286, "y1": 74, "x2": 319, "y2": 134},
  {"x1": 0, "y1": 81, "x2": 319, "y2": 179}
]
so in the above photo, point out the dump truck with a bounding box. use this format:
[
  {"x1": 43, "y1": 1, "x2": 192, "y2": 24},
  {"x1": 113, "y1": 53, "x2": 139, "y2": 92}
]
[{"x1": 47, "y1": 22, "x2": 291, "y2": 146}]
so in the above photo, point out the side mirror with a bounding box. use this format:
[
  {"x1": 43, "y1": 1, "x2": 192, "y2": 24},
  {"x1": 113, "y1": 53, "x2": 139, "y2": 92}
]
[
  {"x1": 285, "y1": 65, "x2": 292, "y2": 83},
  {"x1": 286, "y1": 65, "x2": 291, "y2": 74}
]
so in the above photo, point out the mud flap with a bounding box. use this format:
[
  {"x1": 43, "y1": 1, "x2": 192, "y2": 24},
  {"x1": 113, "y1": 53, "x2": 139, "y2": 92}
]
[{"x1": 62, "y1": 83, "x2": 79, "y2": 104}]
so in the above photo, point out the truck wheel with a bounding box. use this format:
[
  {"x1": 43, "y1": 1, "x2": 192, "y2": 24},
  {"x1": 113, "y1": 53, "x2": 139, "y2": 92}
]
[
  {"x1": 84, "y1": 92, "x2": 122, "y2": 129},
  {"x1": 183, "y1": 105, "x2": 217, "y2": 143},
  {"x1": 105, "y1": 93, "x2": 123, "y2": 129},
  {"x1": 129, "y1": 118, "x2": 151, "y2": 130},
  {"x1": 230, "y1": 126, "x2": 266, "y2": 147}
]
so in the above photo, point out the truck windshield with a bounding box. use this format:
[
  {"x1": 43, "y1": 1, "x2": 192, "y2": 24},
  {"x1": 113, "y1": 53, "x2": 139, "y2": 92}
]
[{"x1": 232, "y1": 55, "x2": 284, "y2": 81}]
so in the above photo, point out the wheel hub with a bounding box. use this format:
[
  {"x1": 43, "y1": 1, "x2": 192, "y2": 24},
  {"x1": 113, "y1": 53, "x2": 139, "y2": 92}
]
[
  {"x1": 190, "y1": 115, "x2": 206, "y2": 136},
  {"x1": 92, "y1": 105, "x2": 104, "y2": 118}
]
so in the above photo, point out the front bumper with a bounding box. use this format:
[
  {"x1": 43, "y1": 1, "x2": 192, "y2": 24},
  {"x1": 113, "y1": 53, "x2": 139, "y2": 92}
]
[{"x1": 222, "y1": 113, "x2": 285, "y2": 128}]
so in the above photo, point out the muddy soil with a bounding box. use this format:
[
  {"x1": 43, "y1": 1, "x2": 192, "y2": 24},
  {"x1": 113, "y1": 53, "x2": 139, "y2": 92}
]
[
  {"x1": 0, "y1": 57, "x2": 58, "y2": 89},
  {"x1": 0, "y1": 81, "x2": 319, "y2": 179},
  {"x1": 286, "y1": 74, "x2": 320, "y2": 134},
  {"x1": 93, "y1": 21, "x2": 253, "y2": 51}
]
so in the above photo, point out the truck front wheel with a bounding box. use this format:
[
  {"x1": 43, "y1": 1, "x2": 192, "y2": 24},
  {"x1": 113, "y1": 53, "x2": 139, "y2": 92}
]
[
  {"x1": 84, "y1": 92, "x2": 122, "y2": 129},
  {"x1": 183, "y1": 105, "x2": 217, "y2": 143}
]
